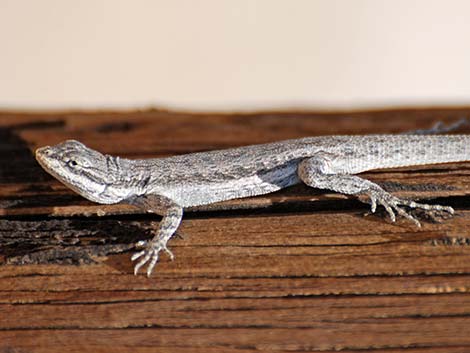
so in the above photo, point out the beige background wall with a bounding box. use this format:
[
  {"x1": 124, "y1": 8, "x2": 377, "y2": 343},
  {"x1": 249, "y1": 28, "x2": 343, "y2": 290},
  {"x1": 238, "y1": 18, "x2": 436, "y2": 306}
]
[{"x1": 1, "y1": 0, "x2": 470, "y2": 111}]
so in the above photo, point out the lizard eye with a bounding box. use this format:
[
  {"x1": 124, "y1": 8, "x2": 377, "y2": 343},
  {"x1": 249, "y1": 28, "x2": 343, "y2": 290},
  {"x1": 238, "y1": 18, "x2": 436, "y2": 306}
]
[{"x1": 68, "y1": 160, "x2": 78, "y2": 167}]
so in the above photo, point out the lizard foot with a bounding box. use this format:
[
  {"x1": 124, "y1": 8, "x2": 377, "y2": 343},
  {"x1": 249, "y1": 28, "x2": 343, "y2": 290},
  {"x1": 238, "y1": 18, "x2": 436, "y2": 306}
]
[
  {"x1": 131, "y1": 239, "x2": 175, "y2": 277},
  {"x1": 366, "y1": 189, "x2": 454, "y2": 227}
]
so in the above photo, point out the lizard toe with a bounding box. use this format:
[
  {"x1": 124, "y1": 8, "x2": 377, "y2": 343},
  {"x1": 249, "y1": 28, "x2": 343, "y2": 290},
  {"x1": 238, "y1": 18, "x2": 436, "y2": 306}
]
[
  {"x1": 133, "y1": 250, "x2": 153, "y2": 275},
  {"x1": 131, "y1": 239, "x2": 174, "y2": 276},
  {"x1": 131, "y1": 249, "x2": 146, "y2": 261}
]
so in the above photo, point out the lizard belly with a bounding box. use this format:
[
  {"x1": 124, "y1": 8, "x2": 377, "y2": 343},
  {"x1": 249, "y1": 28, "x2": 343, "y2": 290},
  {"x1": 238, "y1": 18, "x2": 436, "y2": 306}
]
[{"x1": 162, "y1": 162, "x2": 300, "y2": 207}]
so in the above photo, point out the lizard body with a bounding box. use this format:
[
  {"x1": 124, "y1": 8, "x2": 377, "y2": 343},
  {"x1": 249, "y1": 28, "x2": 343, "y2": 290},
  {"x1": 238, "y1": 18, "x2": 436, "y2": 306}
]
[{"x1": 36, "y1": 132, "x2": 469, "y2": 276}]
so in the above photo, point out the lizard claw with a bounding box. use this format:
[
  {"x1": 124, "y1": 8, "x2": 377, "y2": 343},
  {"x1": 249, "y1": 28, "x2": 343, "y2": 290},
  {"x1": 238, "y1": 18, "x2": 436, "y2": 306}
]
[
  {"x1": 132, "y1": 239, "x2": 174, "y2": 277},
  {"x1": 367, "y1": 189, "x2": 454, "y2": 227}
]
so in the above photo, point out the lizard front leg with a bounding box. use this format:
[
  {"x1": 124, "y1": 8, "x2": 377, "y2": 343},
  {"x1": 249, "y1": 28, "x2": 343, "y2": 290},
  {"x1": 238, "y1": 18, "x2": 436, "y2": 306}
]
[
  {"x1": 123, "y1": 194, "x2": 183, "y2": 276},
  {"x1": 298, "y1": 155, "x2": 454, "y2": 227}
]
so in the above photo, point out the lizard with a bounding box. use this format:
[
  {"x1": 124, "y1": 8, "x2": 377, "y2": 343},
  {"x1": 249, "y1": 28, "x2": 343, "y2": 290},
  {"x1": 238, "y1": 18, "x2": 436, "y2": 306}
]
[{"x1": 35, "y1": 121, "x2": 470, "y2": 276}]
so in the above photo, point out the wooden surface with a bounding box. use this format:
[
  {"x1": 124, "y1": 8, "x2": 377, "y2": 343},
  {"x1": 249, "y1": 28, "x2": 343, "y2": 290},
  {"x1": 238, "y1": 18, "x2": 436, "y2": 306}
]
[{"x1": 2, "y1": 108, "x2": 470, "y2": 352}]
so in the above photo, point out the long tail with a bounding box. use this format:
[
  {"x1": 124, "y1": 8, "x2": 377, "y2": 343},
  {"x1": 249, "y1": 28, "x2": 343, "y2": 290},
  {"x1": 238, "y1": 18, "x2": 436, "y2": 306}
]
[{"x1": 344, "y1": 135, "x2": 470, "y2": 172}]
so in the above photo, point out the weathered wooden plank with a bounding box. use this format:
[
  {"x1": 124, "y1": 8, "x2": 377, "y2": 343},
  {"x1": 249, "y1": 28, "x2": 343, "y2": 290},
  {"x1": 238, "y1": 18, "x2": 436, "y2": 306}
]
[
  {"x1": 2, "y1": 274, "x2": 470, "y2": 304},
  {"x1": 3, "y1": 209, "x2": 470, "y2": 272},
  {"x1": 2, "y1": 323, "x2": 470, "y2": 351},
  {"x1": 2, "y1": 108, "x2": 470, "y2": 352},
  {"x1": 4, "y1": 293, "x2": 470, "y2": 329},
  {"x1": 5, "y1": 347, "x2": 470, "y2": 353}
]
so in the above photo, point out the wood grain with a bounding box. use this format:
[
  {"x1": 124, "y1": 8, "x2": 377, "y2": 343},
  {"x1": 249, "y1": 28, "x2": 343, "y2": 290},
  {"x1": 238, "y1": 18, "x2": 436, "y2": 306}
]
[{"x1": 1, "y1": 107, "x2": 470, "y2": 352}]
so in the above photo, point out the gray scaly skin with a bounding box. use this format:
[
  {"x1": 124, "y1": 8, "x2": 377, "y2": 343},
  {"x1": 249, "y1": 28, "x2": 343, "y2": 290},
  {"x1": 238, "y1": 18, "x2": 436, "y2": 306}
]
[{"x1": 35, "y1": 127, "x2": 469, "y2": 276}]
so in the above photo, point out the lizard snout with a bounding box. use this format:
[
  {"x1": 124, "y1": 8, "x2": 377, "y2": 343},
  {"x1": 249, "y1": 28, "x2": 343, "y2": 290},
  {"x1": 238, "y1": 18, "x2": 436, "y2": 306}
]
[
  {"x1": 35, "y1": 146, "x2": 52, "y2": 158},
  {"x1": 35, "y1": 146, "x2": 55, "y2": 166}
]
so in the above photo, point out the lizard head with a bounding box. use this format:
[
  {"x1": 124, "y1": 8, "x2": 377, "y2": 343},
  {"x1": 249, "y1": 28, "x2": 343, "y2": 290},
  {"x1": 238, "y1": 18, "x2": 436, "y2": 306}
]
[{"x1": 35, "y1": 140, "x2": 126, "y2": 204}]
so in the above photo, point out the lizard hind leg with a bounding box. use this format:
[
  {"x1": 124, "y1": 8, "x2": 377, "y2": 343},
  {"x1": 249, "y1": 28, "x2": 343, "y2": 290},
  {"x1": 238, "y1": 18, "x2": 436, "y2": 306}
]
[{"x1": 297, "y1": 156, "x2": 454, "y2": 227}]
